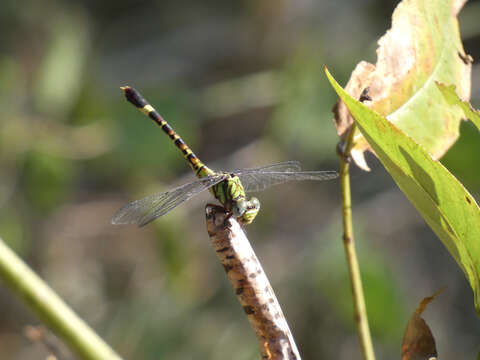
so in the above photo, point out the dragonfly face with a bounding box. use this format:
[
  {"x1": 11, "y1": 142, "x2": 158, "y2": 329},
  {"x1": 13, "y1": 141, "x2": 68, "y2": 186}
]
[{"x1": 234, "y1": 197, "x2": 261, "y2": 225}]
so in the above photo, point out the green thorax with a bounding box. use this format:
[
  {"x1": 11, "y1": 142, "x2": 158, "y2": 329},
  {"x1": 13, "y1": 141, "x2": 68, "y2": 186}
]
[
  {"x1": 198, "y1": 166, "x2": 259, "y2": 225},
  {"x1": 198, "y1": 166, "x2": 245, "y2": 209},
  {"x1": 212, "y1": 173, "x2": 246, "y2": 211}
]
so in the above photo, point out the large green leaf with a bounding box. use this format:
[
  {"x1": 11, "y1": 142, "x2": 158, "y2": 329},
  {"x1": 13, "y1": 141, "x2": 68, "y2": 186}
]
[
  {"x1": 333, "y1": 0, "x2": 471, "y2": 170},
  {"x1": 436, "y1": 82, "x2": 480, "y2": 132},
  {"x1": 325, "y1": 67, "x2": 480, "y2": 315}
]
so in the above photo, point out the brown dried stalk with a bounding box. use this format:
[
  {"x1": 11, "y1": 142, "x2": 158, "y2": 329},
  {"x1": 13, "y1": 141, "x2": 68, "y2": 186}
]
[{"x1": 205, "y1": 205, "x2": 301, "y2": 360}]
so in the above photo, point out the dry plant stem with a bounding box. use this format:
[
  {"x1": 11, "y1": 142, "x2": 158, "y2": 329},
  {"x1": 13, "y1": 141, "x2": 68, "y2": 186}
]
[
  {"x1": 0, "y1": 237, "x2": 123, "y2": 360},
  {"x1": 339, "y1": 123, "x2": 376, "y2": 360},
  {"x1": 205, "y1": 205, "x2": 301, "y2": 360}
]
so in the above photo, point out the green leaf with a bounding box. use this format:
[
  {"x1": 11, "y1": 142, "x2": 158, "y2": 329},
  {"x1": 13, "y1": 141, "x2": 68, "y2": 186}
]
[
  {"x1": 436, "y1": 82, "x2": 480, "y2": 132},
  {"x1": 325, "y1": 67, "x2": 480, "y2": 315},
  {"x1": 333, "y1": 0, "x2": 472, "y2": 170}
]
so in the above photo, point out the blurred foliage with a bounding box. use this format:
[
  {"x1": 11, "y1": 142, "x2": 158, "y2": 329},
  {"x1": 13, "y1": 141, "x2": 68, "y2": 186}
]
[
  {"x1": 0, "y1": 0, "x2": 479, "y2": 359},
  {"x1": 23, "y1": 151, "x2": 75, "y2": 212}
]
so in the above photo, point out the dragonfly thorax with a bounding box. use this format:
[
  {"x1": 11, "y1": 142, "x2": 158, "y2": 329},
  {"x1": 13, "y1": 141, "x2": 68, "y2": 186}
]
[{"x1": 209, "y1": 173, "x2": 261, "y2": 225}]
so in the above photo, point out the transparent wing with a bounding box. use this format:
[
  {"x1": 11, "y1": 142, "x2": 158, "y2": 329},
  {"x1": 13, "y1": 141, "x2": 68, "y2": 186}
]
[
  {"x1": 235, "y1": 162, "x2": 338, "y2": 192},
  {"x1": 112, "y1": 174, "x2": 227, "y2": 227},
  {"x1": 231, "y1": 160, "x2": 302, "y2": 174}
]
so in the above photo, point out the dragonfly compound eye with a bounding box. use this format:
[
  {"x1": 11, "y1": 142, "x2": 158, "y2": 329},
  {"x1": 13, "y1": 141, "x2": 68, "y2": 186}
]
[{"x1": 233, "y1": 199, "x2": 247, "y2": 217}]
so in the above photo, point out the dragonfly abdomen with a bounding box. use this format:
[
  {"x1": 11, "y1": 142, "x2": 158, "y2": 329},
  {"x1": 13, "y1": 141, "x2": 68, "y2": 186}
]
[{"x1": 121, "y1": 86, "x2": 214, "y2": 178}]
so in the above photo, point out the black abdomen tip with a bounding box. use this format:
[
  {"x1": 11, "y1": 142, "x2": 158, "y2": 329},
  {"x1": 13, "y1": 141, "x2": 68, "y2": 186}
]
[{"x1": 121, "y1": 86, "x2": 148, "y2": 108}]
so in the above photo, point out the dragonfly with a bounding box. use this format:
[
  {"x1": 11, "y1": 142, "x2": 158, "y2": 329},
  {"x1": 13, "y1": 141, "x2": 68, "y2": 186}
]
[{"x1": 112, "y1": 86, "x2": 339, "y2": 227}]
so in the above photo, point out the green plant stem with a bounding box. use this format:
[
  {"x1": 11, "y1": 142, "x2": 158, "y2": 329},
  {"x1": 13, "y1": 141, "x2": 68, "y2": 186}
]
[
  {"x1": 339, "y1": 124, "x2": 375, "y2": 360},
  {"x1": 0, "y1": 237, "x2": 123, "y2": 360}
]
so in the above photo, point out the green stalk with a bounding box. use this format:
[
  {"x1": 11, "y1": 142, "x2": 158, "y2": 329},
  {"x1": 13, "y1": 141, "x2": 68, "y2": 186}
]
[
  {"x1": 339, "y1": 123, "x2": 375, "y2": 360},
  {"x1": 0, "y1": 237, "x2": 123, "y2": 360}
]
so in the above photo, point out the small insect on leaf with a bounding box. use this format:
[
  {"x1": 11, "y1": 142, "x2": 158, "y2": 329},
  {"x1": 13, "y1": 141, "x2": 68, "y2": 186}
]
[{"x1": 401, "y1": 288, "x2": 444, "y2": 360}]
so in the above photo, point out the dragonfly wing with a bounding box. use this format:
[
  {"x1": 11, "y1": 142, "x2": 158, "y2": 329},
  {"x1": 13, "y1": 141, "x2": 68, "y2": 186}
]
[
  {"x1": 231, "y1": 160, "x2": 302, "y2": 174},
  {"x1": 112, "y1": 174, "x2": 226, "y2": 227},
  {"x1": 237, "y1": 170, "x2": 339, "y2": 192}
]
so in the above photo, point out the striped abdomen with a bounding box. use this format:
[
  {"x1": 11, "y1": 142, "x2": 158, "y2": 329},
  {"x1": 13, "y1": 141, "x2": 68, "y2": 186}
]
[{"x1": 121, "y1": 86, "x2": 214, "y2": 179}]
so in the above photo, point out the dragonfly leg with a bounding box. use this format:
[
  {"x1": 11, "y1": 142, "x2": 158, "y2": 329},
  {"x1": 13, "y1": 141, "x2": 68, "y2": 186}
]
[
  {"x1": 205, "y1": 204, "x2": 234, "y2": 229},
  {"x1": 223, "y1": 211, "x2": 234, "y2": 224},
  {"x1": 206, "y1": 203, "x2": 223, "y2": 210}
]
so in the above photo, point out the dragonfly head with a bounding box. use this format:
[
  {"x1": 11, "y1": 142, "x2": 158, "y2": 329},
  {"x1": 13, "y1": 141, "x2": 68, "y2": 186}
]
[{"x1": 233, "y1": 197, "x2": 260, "y2": 225}]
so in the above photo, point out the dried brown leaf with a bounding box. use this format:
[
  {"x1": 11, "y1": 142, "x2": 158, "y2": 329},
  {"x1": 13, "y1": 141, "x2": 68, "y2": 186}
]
[{"x1": 401, "y1": 289, "x2": 444, "y2": 360}]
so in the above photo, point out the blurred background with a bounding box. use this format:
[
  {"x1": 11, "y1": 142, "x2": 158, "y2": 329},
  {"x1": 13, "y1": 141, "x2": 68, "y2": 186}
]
[{"x1": 0, "y1": 0, "x2": 479, "y2": 359}]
